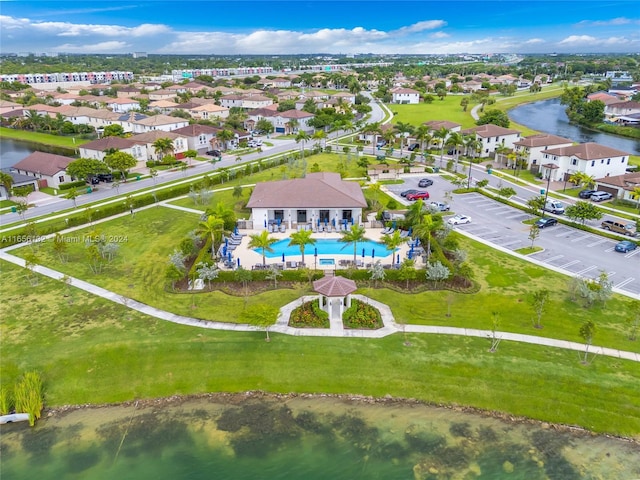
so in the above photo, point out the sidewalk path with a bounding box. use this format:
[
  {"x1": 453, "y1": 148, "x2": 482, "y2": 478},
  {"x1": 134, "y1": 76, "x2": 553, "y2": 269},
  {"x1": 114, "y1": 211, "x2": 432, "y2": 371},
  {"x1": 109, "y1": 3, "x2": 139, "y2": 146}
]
[{"x1": 1, "y1": 247, "x2": 637, "y2": 362}]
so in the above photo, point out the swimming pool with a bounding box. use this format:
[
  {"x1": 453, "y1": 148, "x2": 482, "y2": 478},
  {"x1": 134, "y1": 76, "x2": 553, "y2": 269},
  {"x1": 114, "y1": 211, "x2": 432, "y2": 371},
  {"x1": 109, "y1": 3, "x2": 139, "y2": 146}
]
[{"x1": 257, "y1": 238, "x2": 395, "y2": 258}]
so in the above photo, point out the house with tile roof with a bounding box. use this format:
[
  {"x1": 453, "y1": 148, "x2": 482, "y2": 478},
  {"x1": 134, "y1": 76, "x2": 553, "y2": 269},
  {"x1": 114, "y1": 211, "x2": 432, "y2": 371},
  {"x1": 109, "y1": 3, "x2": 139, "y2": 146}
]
[
  {"x1": 513, "y1": 133, "x2": 574, "y2": 171},
  {"x1": 105, "y1": 97, "x2": 140, "y2": 113},
  {"x1": 11, "y1": 152, "x2": 76, "y2": 189},
  {"x1": 130, "y1": 131, "x2": 189, "y2": 161},
  {"x1": 272, "y1": 109, "x2": 315, "y2": 134},
  {"x1": 188, "y1": 103, "x2": 230, "y2": 121},
  {"x1": 460, "y1": 124, "x2": 521, "y2": 158},
  {"x1": 131, "y1": 114, "x2": 189, "y2": 134},
  {"x1": 171, "y1": 124, "x2": 220, "y2": 152},
  {"x1": 0, "y1": 170, "x2": 39, "y2": 200},
  {"x1": 540, "y1": 143, "x2": 630, "y2": 182},
  {"x1": 391, "y1": 88, "x2": 420, "y2": 104},
  {"x1": 78, "y1": 136, "x2": 148, "y2": 163},
  {"x1": 246, "y1": 172, "x2": 367, "y2": 228},
  {"x1": 593, "y1": 171, "x2": 640, "y2": 202}
]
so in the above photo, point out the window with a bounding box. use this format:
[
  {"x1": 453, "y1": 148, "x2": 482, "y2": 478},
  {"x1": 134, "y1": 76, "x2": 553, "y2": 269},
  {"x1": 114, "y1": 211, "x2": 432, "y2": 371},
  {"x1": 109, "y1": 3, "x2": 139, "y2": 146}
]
[
  {"x1": 58, "y1": 175, "x2": 64, "y2": 182},
  {"x1": 591, "y1": 161, "x2": 595, "y2": 167},
  {"x1": 572, "y1": 159, "x2": 577, "y2": 166},
  {"x1": 607, "y1": 159, "x2": 610, "y2": 165},
  {"x1": 600, "y1": 159, "x2": 604, "y2": 164}
]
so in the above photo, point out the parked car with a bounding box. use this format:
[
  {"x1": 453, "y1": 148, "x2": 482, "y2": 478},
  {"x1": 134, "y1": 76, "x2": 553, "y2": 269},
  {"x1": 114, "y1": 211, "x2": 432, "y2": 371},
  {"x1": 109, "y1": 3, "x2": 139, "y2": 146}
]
[
  {"x1": 97, "y1": 173, "x2": 113, "y2": 182},
  {"x1": 614, "y1": 240, "x2": 638, "y2": 253},
  {"x1": 448, "y1": 214, "x2": 471, "y2": 225},
  {"x1": 400, "y1": 189, "x2": 419, "y2": 197},
  {"x1": 578, "y1": 189, "x2": 597, "y2": 199},
  {"x1": 601, "y1": 220, "x2": 637, "y2": 236},
  {"x1": 543, "y1": 200, "x2": 564, "y2": 214},
  {"x1": 535, "y1": 218, "x2": 558, "y2": 229},
  {"x1": 248, "y1": 139, "x2": 262, "y2": 148},
  {"x1": 408, "y1": 143, "x2": 420, "y2": 151},
  {"x1": 376, "y1": 140, "x2": 387, "y2": 148},
  {"x1": 88, "y1": 176, "x2": 100, "y2": 185},
  {"x1": 406, "y1": 191, "x2": 430, "y2": 201},
  {"x1": 206, "y1": 150, "x2": 222, "y2": 157},
  {"x1": 418, "y1": 178, "x2": 433, "y2": 187},
  {"x1": 590, "y1": 191, "x2": 613, "y2": 202},
  {"x1": 429, "y1": 201, "x2": 450, "y2": 212}
]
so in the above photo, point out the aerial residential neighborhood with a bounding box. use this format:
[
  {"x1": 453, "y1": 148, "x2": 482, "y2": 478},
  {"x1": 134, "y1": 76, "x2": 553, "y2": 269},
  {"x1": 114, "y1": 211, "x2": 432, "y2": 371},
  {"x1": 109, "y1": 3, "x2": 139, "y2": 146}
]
[{"x1": 1, "y1": 1, "x2": 639, "y2": 478}]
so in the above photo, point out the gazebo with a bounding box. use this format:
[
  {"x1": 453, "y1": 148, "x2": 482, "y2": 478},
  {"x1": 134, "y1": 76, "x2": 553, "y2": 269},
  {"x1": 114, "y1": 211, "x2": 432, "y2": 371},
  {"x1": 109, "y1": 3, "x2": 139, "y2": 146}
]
[{"x1": 312, "y1": 275, "x2": 357, "y2": 321}]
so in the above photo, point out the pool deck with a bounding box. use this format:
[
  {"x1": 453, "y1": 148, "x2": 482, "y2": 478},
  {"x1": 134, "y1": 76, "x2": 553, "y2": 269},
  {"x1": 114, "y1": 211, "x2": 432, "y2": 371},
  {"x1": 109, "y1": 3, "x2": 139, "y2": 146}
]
[{"x1": 221, "y1": 225, "x2": 424, "y2": 272}]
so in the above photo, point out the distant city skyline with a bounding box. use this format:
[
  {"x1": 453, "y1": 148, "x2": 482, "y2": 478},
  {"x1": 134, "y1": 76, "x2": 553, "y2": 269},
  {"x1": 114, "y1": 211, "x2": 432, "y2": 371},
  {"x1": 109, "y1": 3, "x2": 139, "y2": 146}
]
[{"x1": 1, "y1": 1, "x2": 639, "y2": 56}]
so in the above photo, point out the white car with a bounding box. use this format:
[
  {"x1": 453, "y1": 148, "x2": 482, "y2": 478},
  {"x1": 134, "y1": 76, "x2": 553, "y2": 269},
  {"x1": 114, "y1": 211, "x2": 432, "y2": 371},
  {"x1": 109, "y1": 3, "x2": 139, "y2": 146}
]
[{"x1": 448, "y1": 214, "x2": 471, "y2": 225}]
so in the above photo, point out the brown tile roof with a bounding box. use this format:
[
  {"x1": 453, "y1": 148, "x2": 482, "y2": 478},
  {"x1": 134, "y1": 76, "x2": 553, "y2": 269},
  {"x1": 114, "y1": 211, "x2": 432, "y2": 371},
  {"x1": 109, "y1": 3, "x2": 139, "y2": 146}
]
[
  {"x1": 542, "y1": 142, "x2": 630, "y2": 160},
  {"x1": 594, "y1": 172, "x2": 640, "y2": 191},
  {"x1": 12, "y1": 152, "x2": 75, "y2": 176},
  {"x1": 131, "y1": 131, "x2": 185, "y2": 143},
  {"x1": 461, "y1": 124, "x2": 520, "y2": 137},
  {"x1": 81, "y1": 136, "x2": 145, "y2": 151},
  {"x1": 313, "y1": 275, "x2": 357, "y2": 297},
  {"x1": 514, "y1": 133, "x2": 573, "y2": 148},
  {"x1": 171, "y1": 124, "x2": 219, "y2": 136},
  {"x1": 277, "y1": 109, "x2": 314, "y2": 119},
  {"x1": 246, "y1": 172, "x2": 366, "y2": 209}
]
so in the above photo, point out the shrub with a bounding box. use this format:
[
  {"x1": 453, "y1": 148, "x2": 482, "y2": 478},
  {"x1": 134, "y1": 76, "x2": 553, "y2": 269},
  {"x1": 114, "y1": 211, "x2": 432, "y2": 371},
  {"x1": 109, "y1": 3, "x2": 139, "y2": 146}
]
[
  {"x1": 289, "y1": 299, "x2": 329, "y2": 328},
  {"x1": 343, "y1": 299, "x2": 382, "y2": 329},
  {"x1": 58, "y1": 180, "x2": 86, "y2": 190}
]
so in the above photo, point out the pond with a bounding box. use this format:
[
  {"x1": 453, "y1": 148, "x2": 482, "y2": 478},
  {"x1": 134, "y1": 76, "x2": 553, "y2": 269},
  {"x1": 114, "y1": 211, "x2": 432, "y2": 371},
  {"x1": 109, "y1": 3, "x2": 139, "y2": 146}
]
[
  {"x1": 256, "y1": 238, "x2": 395, "y2": 258},
  {"x1": 508, "y1": 98, "x2": 640, "y2": 156},
  {"x1": 1, "y1": 395, "x2": 638, "y2": 480},
  {"x1": 0, "y1": 137, "x2": 76, "y2": 169}
]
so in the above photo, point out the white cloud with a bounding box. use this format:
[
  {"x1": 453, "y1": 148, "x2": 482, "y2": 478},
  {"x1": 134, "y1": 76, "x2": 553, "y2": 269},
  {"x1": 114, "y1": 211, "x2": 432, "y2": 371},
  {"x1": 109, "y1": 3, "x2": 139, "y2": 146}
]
[
  {"x1": 430, "y1": 32, "x2": 450, "y2": 39},
  {"x1": 524, "y1": 38, "x2": 544, "y2": 44},
  {"x1": 54, "y1": 41, "x2": 131, "y2": 53},
  {"x1": 558, "y1": 35, "x2": 630, "y2": 47},
  {"x1": 30, "y1": 21, "x2": 170, "y2": 38},
  {"x1": 393, "y1": 20, "x2": 447, "y2": 35},
  {"x1": 577, "y1": 17, "x2": 640, "y2": 27}
]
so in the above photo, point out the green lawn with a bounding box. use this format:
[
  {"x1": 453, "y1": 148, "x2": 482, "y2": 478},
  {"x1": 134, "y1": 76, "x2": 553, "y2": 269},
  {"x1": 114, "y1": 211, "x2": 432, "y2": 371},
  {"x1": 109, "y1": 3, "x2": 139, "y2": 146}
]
[
  {"x1": 1, "y1": 259, "x2": 638, "y2": 438},
  {"x1": 0, "y1": 126, "x2": 91, "y2": 148},
  {"x1": 390, "y1": 96, "x2": 477, "y2": 129}
]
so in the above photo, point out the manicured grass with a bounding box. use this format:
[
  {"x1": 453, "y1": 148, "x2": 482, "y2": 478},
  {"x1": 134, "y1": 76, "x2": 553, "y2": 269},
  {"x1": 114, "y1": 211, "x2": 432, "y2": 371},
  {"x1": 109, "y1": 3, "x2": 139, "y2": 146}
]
[
  {"x1": 0, "y1": 126, "x2": 91, "y2": 148},
  {"x1": 1, "y1": 259, "x2": 638, "y2": 438},
  {"x1": 390, "y1": 96, "x2": 477, "y2": 129}
]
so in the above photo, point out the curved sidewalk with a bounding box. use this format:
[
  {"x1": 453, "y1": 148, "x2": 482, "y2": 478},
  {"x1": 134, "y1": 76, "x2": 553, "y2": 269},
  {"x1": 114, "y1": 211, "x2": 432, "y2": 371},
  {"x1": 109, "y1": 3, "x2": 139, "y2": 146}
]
[{"x1": 1, "y1": 248, "x2": 638, "y2": 362}]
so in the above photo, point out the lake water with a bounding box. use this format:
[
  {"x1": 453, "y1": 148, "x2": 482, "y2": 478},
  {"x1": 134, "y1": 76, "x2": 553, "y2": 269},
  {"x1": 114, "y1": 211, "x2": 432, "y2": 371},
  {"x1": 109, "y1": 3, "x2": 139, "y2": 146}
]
[
  {"x1": 508, "y1": 98, "x2": 640, "y2": 155},
  {"x1": 258, "y1": 238, "x2": 394, "y2": 258},
  {"x1": 1, "y1": 395, "x2": 638, "y2": 480},
  {"x1": 0, "y1": 137, "x2": 75, "y2": 169}
]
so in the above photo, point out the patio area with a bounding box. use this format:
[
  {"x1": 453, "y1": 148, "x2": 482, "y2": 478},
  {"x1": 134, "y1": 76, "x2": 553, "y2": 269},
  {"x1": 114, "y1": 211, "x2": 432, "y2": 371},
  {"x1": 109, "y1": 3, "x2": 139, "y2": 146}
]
[{"x1": 218, "y1": 225, "x2": 425, "y2": 272}]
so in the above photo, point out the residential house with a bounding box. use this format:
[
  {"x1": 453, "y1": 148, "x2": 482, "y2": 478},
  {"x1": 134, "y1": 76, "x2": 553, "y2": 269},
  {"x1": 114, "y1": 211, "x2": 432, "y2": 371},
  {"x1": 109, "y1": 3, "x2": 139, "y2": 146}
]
[
  {"x1": 367, "y1": 164, "x2": 404, "y2": 181},
  {"x1": 242, "y1": 95, "x2": 274, "y2": 110},
  {"x1": 587, "y1": 92, "x2": 621, "y2": 106},
  {"x1": 149, "y1": 99, "x2": 180, "y2": 114},
  {"x1": 78, "y1": 136, "x2": 148, "y2": 164},
  {"x1": 0, "y1": 170, "x2": 39, "y2": 199},
  {"x1": 116, "y1": 86, "x2": 142, "y2": 98},
  {"x1": 245, "y1": 106, "x2": 279, "y2": 132},
  {"x1": 130, "y1": 131, "x2": 189, "y2": 161},
  {"x1": 171, "y1": 124, "x2": 220, "y2": 153},
  {"x1": 106, "y1": 97, "x2": 140, "y2": 113},
  {"x1": 11, "y1": 152, "x2": 75, "y2": 189},
  {"x1": 219, "y1": 94, "x2": 244, "y2": 109},
  {"x1": 246, "y1": 172, "x2": 367, "y2": 229},
  {"x1": 148, "y1": 89, "x2": 178, "y2": 101},
  {"x1": 539, "y1": 143, "x2": 630, "y2": 182},
  {"x1": 272, "y1": 109, "x2": 315, "y2": 134},
  {"x1": 513, "y1": 133, "x2": 574, "y2": 172},
  {"x1": 605, "y1": 101, "x2": 640, "y2": 120},
  {"x1": 460, "y1": 124, "x2": 521, "y2": 158},
  {"x1": 593, "y1": 172, "x2": 640, "y2": 202},
  {"x1": 257, "y1": 77, "x2": 292, "y2": 89},
  {"x1": 131, "y1": 114, "x2": 189, "y2": 134},
  {"x1": 391, "y1": 88, "x2": 420, "y2": 104},
  {"x1": 189, "y1": 103, "x2": 230, "y2": 120}
]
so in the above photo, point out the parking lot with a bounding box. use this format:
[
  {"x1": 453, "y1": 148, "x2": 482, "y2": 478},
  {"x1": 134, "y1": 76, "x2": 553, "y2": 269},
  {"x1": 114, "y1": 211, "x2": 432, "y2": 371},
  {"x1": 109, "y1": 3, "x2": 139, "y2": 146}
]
[{"x1": 385, "y1": 177, "x2": 640, "y2": 298}]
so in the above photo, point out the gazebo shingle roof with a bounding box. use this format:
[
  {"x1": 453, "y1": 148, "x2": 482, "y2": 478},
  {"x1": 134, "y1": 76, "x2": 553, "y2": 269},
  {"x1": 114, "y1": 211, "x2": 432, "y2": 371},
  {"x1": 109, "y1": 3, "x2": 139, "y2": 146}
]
[{"x1": 313, "y1": 275, "x2": 357, "y2": 297}]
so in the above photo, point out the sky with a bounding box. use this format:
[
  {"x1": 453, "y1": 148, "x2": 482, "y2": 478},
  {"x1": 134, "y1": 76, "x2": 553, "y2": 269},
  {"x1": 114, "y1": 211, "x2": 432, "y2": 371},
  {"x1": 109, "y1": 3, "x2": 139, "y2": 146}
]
[{"x1": 1, "y1": 0, "x2": 639, "y2": 55}]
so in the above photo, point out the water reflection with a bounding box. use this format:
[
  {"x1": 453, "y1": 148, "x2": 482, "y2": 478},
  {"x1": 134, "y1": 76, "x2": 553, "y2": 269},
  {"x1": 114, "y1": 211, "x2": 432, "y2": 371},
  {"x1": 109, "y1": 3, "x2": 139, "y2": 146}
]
[
  {"x1": 1, "y1": 395, "x2": 638, "y2": 480},
  {"x1": 508, "y1": 98, "x2": 640, "y2": 155},
  {"x1": 0, "y1": 137, "x2": 76, "y2": 169}
]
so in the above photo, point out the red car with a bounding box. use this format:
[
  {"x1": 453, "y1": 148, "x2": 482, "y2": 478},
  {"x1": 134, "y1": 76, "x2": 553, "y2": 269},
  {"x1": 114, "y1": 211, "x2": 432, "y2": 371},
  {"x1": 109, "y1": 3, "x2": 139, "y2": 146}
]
[{"x1": 406, "y1": 191, "x2": 430, "y2": 201}]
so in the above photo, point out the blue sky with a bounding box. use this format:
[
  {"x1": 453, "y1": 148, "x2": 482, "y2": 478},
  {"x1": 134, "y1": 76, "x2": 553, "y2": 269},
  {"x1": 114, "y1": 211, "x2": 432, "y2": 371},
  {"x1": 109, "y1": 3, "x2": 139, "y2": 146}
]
[{"x1": 1, "y1": 1, "x2": 639, "y2": 55}]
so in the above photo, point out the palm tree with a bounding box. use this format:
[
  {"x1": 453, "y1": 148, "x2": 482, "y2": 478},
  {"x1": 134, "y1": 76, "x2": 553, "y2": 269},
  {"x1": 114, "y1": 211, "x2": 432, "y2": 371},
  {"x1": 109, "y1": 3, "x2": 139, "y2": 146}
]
[
  {"x1": 197, "y1": 215, "x2": 225, "y2": 259},
  {"x1": 569, "y1": 172, "x2": 595, "y2": 189},
  {"x1": 312, "y1": 129, "x2": 327, "y2": 150},
  {"x1": 362, "y1": 122, "x2": 382, "y2": 155},
  {"x1": 339, "y1": 224, "x2": 366, "y2": 264},
  {"x1": 216, "y1": 129, "x2": 235, "y2": 151},
  {"x1": 381, "y1": 230, "x2": 407, "y2": 266},
  {"x1": 287, "y1": 118, "x2": 299, "y2": 134},
  {"x1": 288, "y1": 229, "x2": 316, "y2": 266},
  {"x1": 152, "y1": 137, "x2": 175, "y2": 161},
  {"x1": 393, "y1": 121, "x2": 415, "y2": 157},
  {"x1": 445, "y1": 131, "x2": 464, "y2": 172},
  {"x1": 295, "y1": 131, "x2": 310, "y2": 157},
  {"x1": 404, "y1": 199, "x2": 426, "y2": 227},
  {"x1": 433, "y1": 127, "x2": 449, "y2": 168},
  {"x1": 630, "y1": 186, "x2": 640, "y2": 211},
  {"x1": 249, "y1": 230, "x2": 277, "y2": 266},
  {"x1": 412, "y1": 214, "x2": 438, "y2": 261},
  {"x1": 414, "y1": 125, "x2": 432, "y2": 154},
  {"x1": 0, "y1": 172, "x2": 13, "y2": 195},
  {"x1": 495, "y1": 144, "x2": 510, "y2": 166}
]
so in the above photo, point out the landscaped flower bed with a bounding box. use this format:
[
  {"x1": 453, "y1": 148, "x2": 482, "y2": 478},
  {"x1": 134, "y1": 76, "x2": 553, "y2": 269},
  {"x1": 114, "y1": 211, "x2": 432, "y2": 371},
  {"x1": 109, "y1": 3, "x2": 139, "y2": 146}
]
[
  {"x1": 343, "y1": 299, "x2": 383, "y2": 329},
  {"x1": 289, "y1": 300, "x2": 329, "y2": 328}
]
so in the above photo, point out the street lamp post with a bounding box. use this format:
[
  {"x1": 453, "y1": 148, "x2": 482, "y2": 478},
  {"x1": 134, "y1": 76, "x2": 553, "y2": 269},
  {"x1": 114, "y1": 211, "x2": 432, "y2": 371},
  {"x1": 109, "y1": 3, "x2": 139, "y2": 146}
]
[{"x1": 541, "y1": 163, "x2": 559, "y2": 218}]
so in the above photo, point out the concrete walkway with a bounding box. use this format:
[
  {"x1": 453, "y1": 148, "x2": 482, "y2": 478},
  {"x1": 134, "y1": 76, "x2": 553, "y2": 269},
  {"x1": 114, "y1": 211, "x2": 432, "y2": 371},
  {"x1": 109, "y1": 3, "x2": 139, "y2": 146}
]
[{"x1": 1, "y1": 247, "x2": 638, "y2": 362}]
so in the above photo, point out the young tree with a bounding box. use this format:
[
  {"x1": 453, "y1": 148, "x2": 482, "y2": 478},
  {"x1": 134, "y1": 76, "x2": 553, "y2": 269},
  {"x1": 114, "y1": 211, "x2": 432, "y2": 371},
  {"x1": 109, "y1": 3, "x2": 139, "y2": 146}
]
[
  {"x1": 626, "y1": 301, "x2": 640, "y2": 341},
  {"x1": 398, "y1": 258, "x2": 416, "y2": 290},
  {"x1": 528, "y1": 224, "x2": 540, "y2": 248},
  {"x1": 52, "y1": 233, "x2": 69, "y2": 263},
  {"x1": 529, "y1": 289, "x2": 550, "y2": 329},
  {"x1": 66, "y1": 158, "x2": 109, "y2": 183},
  {"x1": 526, "y1": 196, "x2": 546, "y2": 216},
  {"x1": 496, "y1": 187, "x2": 517, "y2": 199},
  {"x1": 196, "y1": 262, "x2": 219, "y2": 290},
  {"x1": 489, "y1": 312, "x2": 502, "y2": 352},
  {"x1": 104, "y1": 151, "x2": 137, "y2": 180},
  {"x1": 235, "y1": 266, "x2": 253, "y2": 306},
  {"x1": 579, "y1": 320, "x2": 596, "y2": 364},
  {"x1": 241, "y1": 304, "x2": 278, "y2": 341},
  {"x1": 565, "y1": 201, "x2": 604, "y2": 225},
  {"x1": 265, "y1": 265, "x2": 283, "y2": 288},
  {"x1": 368, "y1": 260, "x2": 385, "y2": 287},
  {"x1": 426, "y1": 261, "x2": 450, "y2": 287}
]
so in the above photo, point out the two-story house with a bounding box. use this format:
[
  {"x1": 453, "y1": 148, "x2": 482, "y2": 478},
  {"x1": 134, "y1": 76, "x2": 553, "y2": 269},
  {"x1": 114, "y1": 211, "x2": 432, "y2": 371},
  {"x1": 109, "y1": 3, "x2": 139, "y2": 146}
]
[
  {"x1": 512, "y1": 133, "x2": 574, "y2": 173},
  {"x1": 460, "y1": 124, "x2": 521, "y2": 158},
  {"x1": 539, "y1": 143, "x2": 630, "y2": 182}
]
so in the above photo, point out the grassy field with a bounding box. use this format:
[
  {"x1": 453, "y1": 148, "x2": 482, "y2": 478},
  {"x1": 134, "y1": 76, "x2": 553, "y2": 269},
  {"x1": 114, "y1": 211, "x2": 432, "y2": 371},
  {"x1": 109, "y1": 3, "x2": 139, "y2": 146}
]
[
  {"x1": 0, "y1": 126, "x2": 91, "y2": 148},
  {"x1": 1, "y1": 259, "x2": 638, "y2": 438}
]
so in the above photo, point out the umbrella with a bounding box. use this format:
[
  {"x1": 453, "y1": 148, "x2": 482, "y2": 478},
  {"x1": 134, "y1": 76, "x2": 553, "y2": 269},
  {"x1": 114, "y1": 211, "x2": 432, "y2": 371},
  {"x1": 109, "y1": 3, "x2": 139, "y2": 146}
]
[
  {"x1": 396, "y1": 254, "x2": 400, "y2": 264},
  {"x1": 277, "y1": 218, "x2": 281, "y2": 226},
  {"x1": 408, "y1": 226, "x2": 413, "y2": 236},
  {"x1": 237, "y1": 258, "x2": 241, "y2": 267},
  {"x1": 372, "y1": 249, "x2": 375, "y2": 259},
  {"x1": 282, "y1": 253, "x2": 285, "y2": 262},
  {"x1": 234, "y1": 225, "x2": 239, "y2": 235},
  {"x1": 362, "y1": 248, "x2": 365, "y2": 258},
  {"x1": 317, "y1": 219, "x2": 320, "y2": 227},
  {"x1": 264, "y1": 219, "x2": 267, "y2": 228},
  {"x1": 351, "y1": 218, "x2": 354, "y2": 225},
  {"x1": 222, "y1": 245, "x2": 227, "y2": 256},
  {"x1": 225, "y1": 237, "x2": 228, "y2": 247},
  {"x1": 227, "y1": 252, "x2": 232, "y2": 262},
  {"x1": 314, "y1": 247, "x2": 318, "y2": 257},
  {"x1": 332, "y1": 218, "x2": 335, "y2": 226}
]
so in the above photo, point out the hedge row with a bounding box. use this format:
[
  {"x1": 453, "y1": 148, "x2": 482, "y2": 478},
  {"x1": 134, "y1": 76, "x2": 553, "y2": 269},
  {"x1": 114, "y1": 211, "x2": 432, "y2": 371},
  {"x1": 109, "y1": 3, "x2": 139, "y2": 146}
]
[{"x1": 58, "y1": 180, "x2": 87, "y2": 191}]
